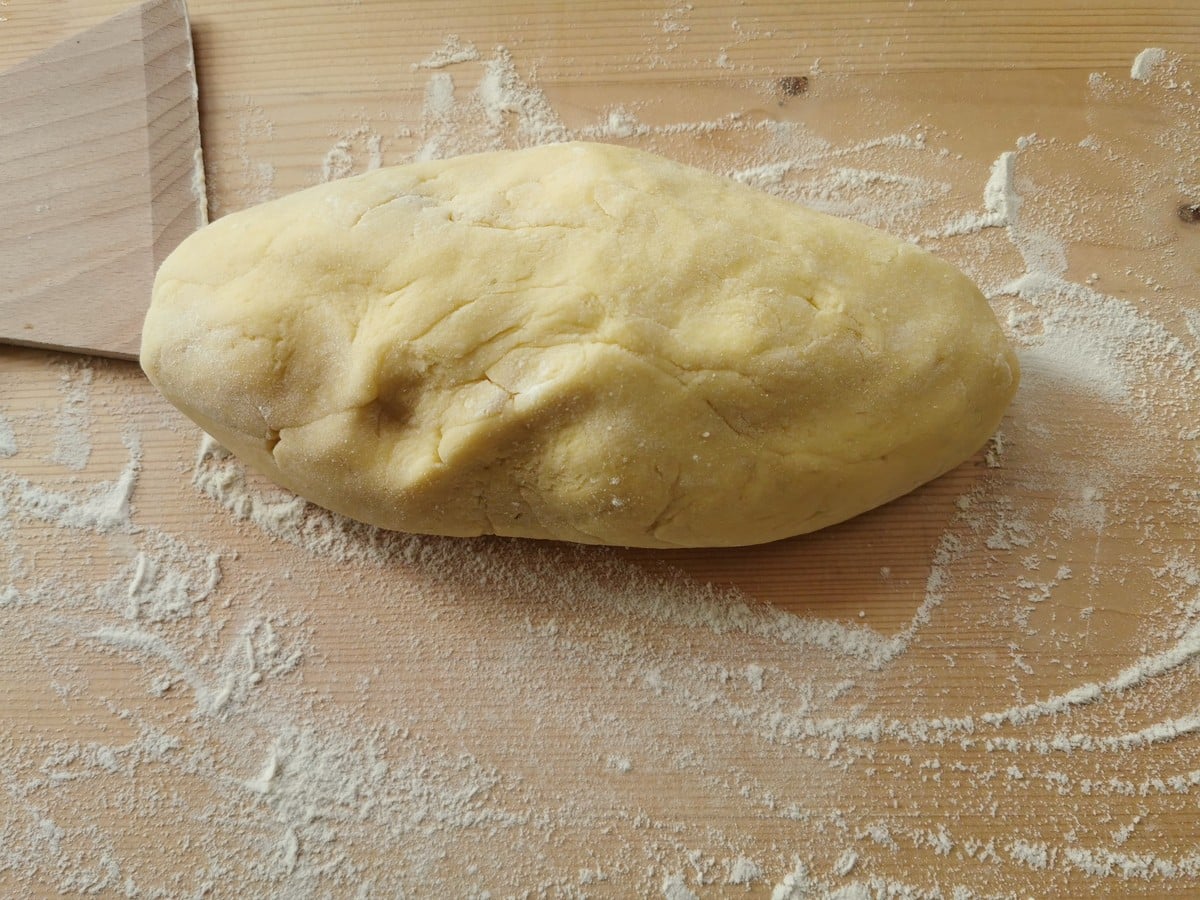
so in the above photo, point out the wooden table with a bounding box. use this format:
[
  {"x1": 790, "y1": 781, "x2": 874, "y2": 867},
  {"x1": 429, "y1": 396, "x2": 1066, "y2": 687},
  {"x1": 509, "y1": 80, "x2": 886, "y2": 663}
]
[{"x1": 3, "y1": 2, "x2": 1199, "y2": 896}]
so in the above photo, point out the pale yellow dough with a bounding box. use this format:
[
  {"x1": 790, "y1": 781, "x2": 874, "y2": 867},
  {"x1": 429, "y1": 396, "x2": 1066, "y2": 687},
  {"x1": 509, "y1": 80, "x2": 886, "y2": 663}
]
[{"x1": 142, "y1": 141, "x2": 1019, "y2": 548}]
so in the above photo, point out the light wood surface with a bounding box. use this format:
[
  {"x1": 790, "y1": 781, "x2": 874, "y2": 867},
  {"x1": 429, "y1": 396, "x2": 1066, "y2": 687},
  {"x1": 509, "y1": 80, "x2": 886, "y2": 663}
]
[
  {"x1": 0, "y1": 0, "x2": 204, "y2": 360},
  {"x1": 2, "y1": 2, "x2": 1199, "y2": 897}
]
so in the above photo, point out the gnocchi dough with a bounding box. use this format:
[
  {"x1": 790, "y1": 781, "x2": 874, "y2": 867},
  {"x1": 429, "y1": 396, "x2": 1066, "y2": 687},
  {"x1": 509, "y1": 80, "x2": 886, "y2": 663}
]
[{"x1": 142, "y1": 141, "x2": 1018, "y2": 548}]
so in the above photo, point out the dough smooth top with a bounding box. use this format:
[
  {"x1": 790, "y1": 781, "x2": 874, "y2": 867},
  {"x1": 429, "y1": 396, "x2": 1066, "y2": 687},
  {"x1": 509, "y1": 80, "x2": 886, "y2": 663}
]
[{"x1": 142, "y1": 141, "x2": 1019, "y2": 548}]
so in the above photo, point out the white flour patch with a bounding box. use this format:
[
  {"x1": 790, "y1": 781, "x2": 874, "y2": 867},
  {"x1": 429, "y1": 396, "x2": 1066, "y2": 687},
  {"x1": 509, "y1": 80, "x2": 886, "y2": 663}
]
[
  {"x1": 424, "y1": 71, "x2": 456, "y2": 120},
  {"x1": 661, "y1": 872, "x2": 698, "y2": 899},
  {"x1": 476, "y1": 48, "x2": 570, "y2": 147},
  {"x1": 923, "y1": 147, "x2": 1017, "y2": 238},
  {"x1": 0, "y1": 411, "x2": 15, "y2": 458},
  {"x1": 321, "y1": 125, "x2": 384, "y2": 182},
  {"x1": 578, "y1": 106, "x2": 652, "y2": 141},
  {"x1": 413, "y1": 34, "x2": 480, "y2": 69},
  {"x1": 48, "y1": 362, "x2": 92, "y2": 471},
  {"x1": 4, "y1": 431, "x2": 140, "y2": 533},
  {"x1": 727, "y1": 855, "x2": 762, "y2": 885},
  {"x1": 1185, "y1": 308, "x2": 1200, "y2": 346},
  {"x1": 105, "y1": 533, "x2": 223, "y2": 623},
  {"x1": 729, "y1": 127, "x2": 942, "y2": 230},
  {"x1": 834, "y1": 848, "x2": 858, "y2": 876},
  {"x1": 984, "y1": 149, "x2": 1021, "y2": 225},
  {"x1": 1130, "y1": 47, "x2": 1168, "y2": 82},
  {"x1": 210, "y1": 97, "x2": 277, "y2": 215},
  {"x1": 86, "y1": 625, "x2": 237, "y2": 716}
]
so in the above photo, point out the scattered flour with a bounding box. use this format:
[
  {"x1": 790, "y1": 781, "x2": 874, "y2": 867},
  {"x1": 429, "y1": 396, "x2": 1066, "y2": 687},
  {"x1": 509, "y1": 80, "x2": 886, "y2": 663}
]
[
  {"x1": 770, "y1": 860, "x2": 816, "y2": 899},
  {"x1": 661, "y1": 872, "x2": 698, "y2": 900},
  {"x1": 2, "y1": 26, "x2": 1199, "y2": 900},
  {"x1": 48, "y1": 362, "x2": 92, "y2": 471},
  {"x1": 476, "y1": 48, "x2": 570, "y2": 146},
  {"x1": 112, "y1": 535, "x2": 222, "y2": 623},
  {"x1": 424, "y1": 71, "x2": 456, "y2": 121},
  {"x1": 727, "y1": 855, "x2": 762, "y2": 885},
  {"x1": 413, "y1": 34, "x2": 480, "y2": 70},
  {"x1": 606, "y1": 754, "x2": 632, "y2": 774},
  {"x1": 0, "y1": 412, "x2": 15, "y2": 458},
  {"x1": 4, "y1": 431, "x2": 140, "y2": 532},
  {"x1": 1009, "y1": 839, "x2": 1053, "y2": 870},
  {"x1": 1130, "y1": 47, "x2": 1168, "y2": 82},
  {"x1": 924, "y1": 143, "x2": 1022, "y2": 240},
  {"x1": 320, "y1": 125, "x2": 384, "y2": 183},
  {"x1": 983, "y1": 150, "x2": 1021, "y2": 225},
  {"x1": 834, "y1": 848, "x2": 859, "y2": 876},
  {"x1": 230, "y1": 98, "x2": 276, "y2": 209}
]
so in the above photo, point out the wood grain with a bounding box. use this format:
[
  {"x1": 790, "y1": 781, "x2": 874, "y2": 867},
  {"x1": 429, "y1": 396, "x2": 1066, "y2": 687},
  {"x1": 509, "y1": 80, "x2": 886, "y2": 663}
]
[{"x1": 0, "y1": 0, "x2": 203, "y2": 360}]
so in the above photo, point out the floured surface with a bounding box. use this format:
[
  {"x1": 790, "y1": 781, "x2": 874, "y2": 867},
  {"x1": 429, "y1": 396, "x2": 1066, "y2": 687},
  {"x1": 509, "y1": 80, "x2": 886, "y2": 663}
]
[{"x1": 3, "y1": 3, "x2": 1200, "y2": 897}]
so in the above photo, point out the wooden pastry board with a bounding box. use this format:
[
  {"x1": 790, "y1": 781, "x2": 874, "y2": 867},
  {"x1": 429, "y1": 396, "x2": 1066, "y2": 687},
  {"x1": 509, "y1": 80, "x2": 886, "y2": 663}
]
[
  {"x1": 0, "y1": 0, "x2": 205, "y2": 360},
  {"x1": 2, "y1": 2, "x2": 1199, "y2": 897}
]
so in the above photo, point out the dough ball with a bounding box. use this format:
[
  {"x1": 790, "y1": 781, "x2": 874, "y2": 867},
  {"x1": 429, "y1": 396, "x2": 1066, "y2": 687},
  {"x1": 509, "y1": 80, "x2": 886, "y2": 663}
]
[{"x1": 141, "y1": 141, "x2": 1018, "y2": 548}]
